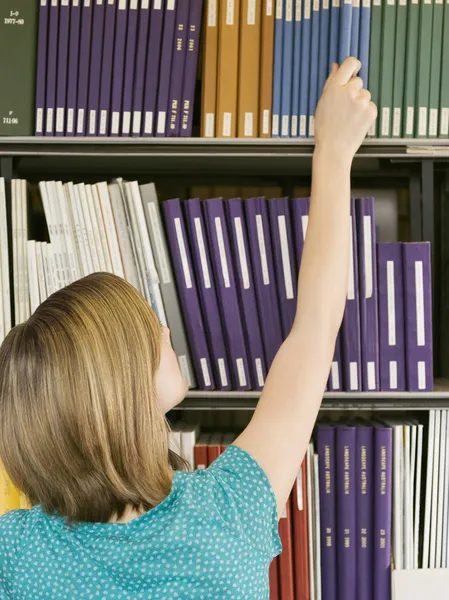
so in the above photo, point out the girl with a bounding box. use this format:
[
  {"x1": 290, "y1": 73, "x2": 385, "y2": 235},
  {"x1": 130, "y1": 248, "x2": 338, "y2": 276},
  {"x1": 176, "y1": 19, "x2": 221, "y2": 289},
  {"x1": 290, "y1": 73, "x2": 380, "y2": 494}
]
[{"x1": 0, "y1": 58, "x2": 376, "y2": 599}]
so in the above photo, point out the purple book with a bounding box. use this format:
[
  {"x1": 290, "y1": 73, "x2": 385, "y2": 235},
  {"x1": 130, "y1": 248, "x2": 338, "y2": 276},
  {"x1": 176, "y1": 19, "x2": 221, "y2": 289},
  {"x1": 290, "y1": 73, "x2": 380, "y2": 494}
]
[
  {"x1": 142, "y1": 0, "x2": 165, "y2": 135},
  {"x1": 356, "y1": 197, "x2": 380, "y2": 391},
  {"x1": 167, "y1": 0, "x2": 190, "y2": 136},
  {"x1": 377, "y1": 243, "x2": 406, "y2": 391},
  {"x1": 336, "y1": 424, "x2": 357, "y2": 600},
  {"x1": 245, "y1": 197, "x2": 283, "y2": 368},
  {"x1": 45, "y1": 0, "x2": 60, "y2": 135},
  {"x1": 184, "y1": 198, "x2": 232, "y2": 390},
  {"x1": 121, "y1": 0, "x2": 139, "y2": 135},
  {"x1": 87, "y1": 0, "x2": 106, "y2": 136},
  {"x1": 110, "y1": 0, "x2": 128, "y2": 135},
  {"x1": 155, "y1": 0, "x2": 178, "y2": 136},
  {"x1": 55, "y1": 0, "x2": 70, "y2": 136},
  {"x1": 98, "y1": 0, "x2": 117, "y2": 136},
  {"x1": 268, "y1": 197, "x2": 297, "y2": 339},
  {"x1": 66, "y1": 0, "x2": 82, "y2": 136},
  {"x1": 203, "y1": 198, "x2": 252, "y2": 390},
  {"x1": 373, "y1": 422, "x2": 392, "y2": 600},
  {"x1": 76, "y1": 0, "x2": 94, "y2": 135},
  {"x1": 403, "y1": 242, "x2": 433, "y2": 391},
  {"x1": 162, "y1": 199, "x2": 215, "y2": 390},
  {"x1": 328, "y1": 332, "x2": 343, "y2": 391},
  {"x1": 180, "y1": 0, "x2": 203, "y2": 136},
  {"x1": 131, "y1": 0, "x2": 151, "y2": 135},
  {"x1": 342, "y1": 198, "x2": 362, "y2": 391},
  {"x1": 356, "y1": 423, "x2": 374, "y2": 600},
  {"x1": 225, "y1": 198, "x2": 267, "y2": 390},
  {"x1": 316, "y1": 425, "x2": 337, "y2": 600},
  {"x1": 35, "y1": 0, "x2": 50, "y2": 136}
]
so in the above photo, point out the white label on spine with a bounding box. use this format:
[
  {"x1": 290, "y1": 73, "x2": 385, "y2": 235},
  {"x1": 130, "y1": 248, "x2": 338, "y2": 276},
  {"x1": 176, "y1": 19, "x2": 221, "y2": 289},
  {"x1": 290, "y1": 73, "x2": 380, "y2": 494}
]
[
  {"x1": 276, "y1": 0, "x2": 283, "y2": 18},
  {"x1": 348, "y1": 218, "x2": 355, "y2": 300},
  {"x1": 167, "y1": 0, "x2": 175, "y2": 7},
  {"x1": 363, "y1": 216, "x2": 373, "y2": 299},
  {"x1": 56, "y1": 108, "x2": 64, "y2": 133},
  {"x1": 100, "y1": 110, "x2": 107, "y2": 135},
  {"x1": 157, "y1": 112, "x2": 166, "y2": 134},
  {"x1": 367, "y1": 362, "x2": 376, "y2": 390},
  {"x1": 119, "y1": 0, "x2": 126, "y2": 8},
  {"x1": 174, "y1": 218, "x2": 192, "y2": 289},
  {"x1": 122, "y1": 111, "x2": 131, "y2": 134},
  {"x1": 304, "y1": 0, "x2": 311, "y2": 18},
  {"x1": 223, "y1": 113, "x2": 232, "y2": 137},
  {"x1": 255, "y1": 358, "x2": 265, "y2": 387},
  {"x1": 300, "y1": 115, "x2": 307, "y2": 136},
  {"x1": 234, "y1": 217, "x2": 250, "y2": 289},
  {"x1": 282, "y1": 115, "x2": 289, "y2": 136},
  {"x1": 218, "y1": 358, "x2": 228, "y2": 387},
  {"x1": 147, "y1": 204, "x2": 170, "y2": 284},
  {"x1": 387, "y1": 260, "x2": 396, "y2": 346},
  {"x1": 195, "y1": 217, "x2": 211, "y2": 289},
  {"x1": 419, "y1": 107, "x2": 427, "y2": 136},
  {"x1": 286, "y1": 0, "x2": 293, "y2": 20},
  {"x1": 331, "y1": 362, "x2": 340, "y2": 389},
  {"x1": 144, "y1": 112, "x2": 154, "y2": 135},
  {"x1": 36, "y1": 109, "x2": 43, "y2": 134},
  {"x1": 178, "y1": 355, "x2": 192, "y2": 387},
  {"x1": 418, "y1": 362, "x2": 426, "y2": 389},
  {"x1": 393, "y1": 108, "x2": 401, "y2": 137},
  {"x1": 266, "y1": 0, "x2": 273, "y2": 15},
  {"x1": 301, "y1": 215, "x2": 308, "y2": 241},
  {"x1": 278, "y1": 216, "x2": 294, "y2": 300},
  {"x1": 297, "y1": 470, "x2": 303, "y2": 510},
  {"x1": 406, "y1": 107, "x2": 414, "y2": 135},
  {"x1": 295, "y1": 0, "x2": 302, "y2": 20},
  {"x1": 237, "y1": 358, "x2": 247, "y2": 387},
  {"x1": 256, "y1": 215, "x2": 270, "y2": 285},
  {"x1": 111, "y1": 112, "x2": 120, "y2": 134},
  {"x1": 133, "y1": 111, "x2": 142, "y2": 134},
  {"x1": 46, "y1": 108, "x2": 54, "y2": 133},
  {"x1": 381, "y1": 108, "x2": 390, "y2": 137},
  {"x1": 272, "y1": 114, "x2": 279, "y2": 136},
  {"x1": 142, "y1": 0, "x2": 150, "y2": 6},
  {"x1": 200, "y1": 358, "x2": 211, "y2": 387},
  {"x1": 389, "y1": 361, "x2": 398, "y2": 389},
  {"x1": 205, "y1": 113, "x2": 215, "y2": 137},
  {"x1": 244, "y1": 113, "x2": 253, "y2": 136},
  {"x1": 291, "y1": 115, "x2": 298, "y2": 137},
  {"x1": 442, "y1": 108, "x2": 449, "y2": 136},
  {"x1": 215, "y1": 217, "x2": 230, "y2": 288},
  {"x1": 415, "y1": 261, "x2": 425, "y2": 346},
  {"x1": 263, "y1": 110, "x2": 270, "y2": 135},
  {"x1": 248, "y1": 0, "x2": 256, "y2": 23},
  {"x1": 429, "y1": 109, "x2": 438, "y2": 137},
  {"x1": 89, "y1": 110, "x2": 96, "y2": 135},
  {"x1": 208, "y1": 0, "x2": 217, "y2": 26},
  {"x1": 226, "y1": 0, "x2": 234, "y2": 23},
  {"x1": 349, "y1": 362, "x2": 358, "y2": 390}
]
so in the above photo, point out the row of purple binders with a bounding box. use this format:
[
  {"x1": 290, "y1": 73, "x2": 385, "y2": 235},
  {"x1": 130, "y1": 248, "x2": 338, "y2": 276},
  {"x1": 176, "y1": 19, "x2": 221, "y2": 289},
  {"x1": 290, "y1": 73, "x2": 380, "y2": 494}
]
[
  {"x1": 35, "y1": 0, "x2": 202, "y2": 137},
  {"x1": 162, "y1": 196, "x2": 433, "y2": 392}
]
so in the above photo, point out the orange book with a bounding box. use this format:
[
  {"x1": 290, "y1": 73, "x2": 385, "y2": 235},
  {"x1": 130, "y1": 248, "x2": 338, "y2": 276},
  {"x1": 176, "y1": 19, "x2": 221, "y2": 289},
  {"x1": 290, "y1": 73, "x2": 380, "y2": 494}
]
[
  {"x1": 259, "y1": 0, "x2": 275, "y2": 137},
  {"x1": 216, "y1": 0, "x2": 241, "y2": 136},
  {"x1": 237, "y1": 0, "x2": 262, "y2": 137},
  {"x1": 201, "y1": 0, "x2": 220, "y2": 137}
]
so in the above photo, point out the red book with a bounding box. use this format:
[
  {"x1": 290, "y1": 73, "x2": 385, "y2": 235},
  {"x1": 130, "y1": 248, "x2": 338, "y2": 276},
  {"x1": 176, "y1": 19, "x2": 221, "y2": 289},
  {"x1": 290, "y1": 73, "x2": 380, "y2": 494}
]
[
  {"x1": 194, "y1": 434, "x2": 210, "y2": 469},
  {"x1": 269, "y1": 557, "x2": 280, "y2": 600},
  {"x1": 292, "y1": 460, "x2": 310, "y2": 600},
  {"x1": 278, "y1": 499, "x2": 295, "y2": 600},
  {"x1": 207, "y1": 433, "x2": 223, "y2": 465}
]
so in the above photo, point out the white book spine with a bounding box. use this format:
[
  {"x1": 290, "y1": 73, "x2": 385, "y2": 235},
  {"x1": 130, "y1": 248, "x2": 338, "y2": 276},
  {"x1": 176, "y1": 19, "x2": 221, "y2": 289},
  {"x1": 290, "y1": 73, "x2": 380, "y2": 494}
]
[
  {"x1": 92, "y1": 184, "x2": 114, "y2": 273},
  {"x1": 35, "y1": 242, "x2": 48, "y2": 303},
  {"x1": 96, "y1": 182, "x2": 125, "y2": 278}
]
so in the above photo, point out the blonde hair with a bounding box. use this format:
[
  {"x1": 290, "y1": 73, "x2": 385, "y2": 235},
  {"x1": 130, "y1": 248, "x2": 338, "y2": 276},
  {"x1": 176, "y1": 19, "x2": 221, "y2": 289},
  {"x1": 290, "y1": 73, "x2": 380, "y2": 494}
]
[{"x1": 0, "y1": 273, "x2": 184, "y2": 523}]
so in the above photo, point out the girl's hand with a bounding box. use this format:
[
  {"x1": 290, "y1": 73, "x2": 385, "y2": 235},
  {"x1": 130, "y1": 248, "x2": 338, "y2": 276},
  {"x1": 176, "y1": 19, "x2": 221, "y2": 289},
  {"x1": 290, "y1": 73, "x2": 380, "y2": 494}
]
[{"x1": 314, "y1": 57, "x2": 377, "y2": 166}]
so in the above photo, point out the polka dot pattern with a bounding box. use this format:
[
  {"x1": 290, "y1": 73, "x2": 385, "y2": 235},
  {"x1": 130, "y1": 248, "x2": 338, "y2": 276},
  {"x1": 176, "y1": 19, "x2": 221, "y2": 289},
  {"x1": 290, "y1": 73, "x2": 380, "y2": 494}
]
[{"x1": 0, "y1": 445, "x2": 282, "y2": 599}]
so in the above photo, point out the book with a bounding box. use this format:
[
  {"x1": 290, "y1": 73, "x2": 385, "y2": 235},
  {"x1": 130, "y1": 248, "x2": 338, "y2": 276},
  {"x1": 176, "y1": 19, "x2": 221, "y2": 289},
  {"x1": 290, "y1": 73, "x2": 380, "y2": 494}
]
[
  {"x1": 416, "y1": 0, "x2": 434, "y2": 137},
  {"x1": 180, "y1": 0, "x2": 204, "y2": 136},
  {"x1": 271, "y1": 0, "x2": 284, "y2": 136},
  {"x1": 379, "y1": 0, "x2": 396, "y2": 137},
  {"x1": 238, "y1": 0, "x2": 261, "y2": 137},
  {"x1": 367, "y1": 0, "x2": 382, "y2": 136},
  {"x1": 216, "y1": 0, "x2": 240, "y2": 136},
  {"x1": 203, "y1": 198, "x2": 252, "y2": 389},
  {"x1": 358, "y1": 0, "x2": 370, "y2": 86},
  {"x1": 55, "y1": 0, "x2": 69, "y2": 136},
  {"x1": 428, "y1": 0, "x2": 445, "y2": 137},
  {"x1": 163, "y1": 198, "x2": 215, "y2": 390},
  {"x1": 259, "y1": 0, "x2": 275, "y2": 137},
  {"x1": 66, "y1": 0, "x2": 82, "y2": 135},
  {"x1": 131, "y1": 0, "x2": 151, "y2": 136},
  {"x1": 440, "y1": 0, "x2": 449, "y2": 137},
  {"x1": 356, "y1": 423, "x2": 374, "y2": 600},
  {"x1": 308, "y1": 0, "x2": 320, "y2": 136},
  {"x1": 201, "y1": 0, "x2": 219, "y2": 137},
  {"x1": 298, "y1": 0, "x2": 311, "y2": 136},
  {"x1": 391, "y1": 0, "x2": 407, "y2": 138},
  {"x1": 167, "y1": 0, "x2": 191, "y2": 136},
  {"x1": 87, "y1": 0, "x2": 106, "y2": 136},
  {"x1": 122, "y1": 0, "x2": 139, "y2": 135},
  {"x1": 403, "y1": 0, "x2": 420, "y2": 137},
  {"x1": 184, "y1": 198, "x2": 231, "y2": 389},
  {"x1": 356, "y1": 197, "x2": 379, "y2": 391},
  {"x1": 377, "y1": 243, "x2": 406, "y2": 391},
  {"x1": 45, "y1": 0, "x2": 60, "y2": 135},
  {"x1": 35, "y1": 0, "x2": 50, "y2": 136},
  {"x1": 142, "y1": 0, "x2": 165, "y2": 136},
  {"x1": 291, "y1": 0, "x2": 302, "y2": 136},
  {"x1": 338, "y1": 0, "x2": 352, "y2": 63},
  {"x1": 403, "y1": 243, "x2": 433, "y2": 391},
  {"x1": 98, "y1": 0, "x2": 118, "y2": 136},
  {"x1": 76, "y1": 0, "x2": 93, "y2": 135}
]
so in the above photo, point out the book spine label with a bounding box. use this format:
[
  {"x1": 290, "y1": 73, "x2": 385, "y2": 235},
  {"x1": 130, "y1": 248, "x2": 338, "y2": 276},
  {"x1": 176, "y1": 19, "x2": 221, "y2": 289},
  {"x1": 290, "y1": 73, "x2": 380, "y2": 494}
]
[
  {"x1": 356, "y1": 426, "x2": 374, "y2": 600},
  {"x1": 180, "y1": 0, "x2": 204, "y2": 136},
  {"x1": 142, "y1": 0, "x2": 164, "y2": 136}
]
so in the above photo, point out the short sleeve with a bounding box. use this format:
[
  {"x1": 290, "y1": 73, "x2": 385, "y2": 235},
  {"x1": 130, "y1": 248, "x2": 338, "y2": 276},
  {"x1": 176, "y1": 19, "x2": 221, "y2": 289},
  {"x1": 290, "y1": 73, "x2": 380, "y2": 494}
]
[
  {"x1": 0, "y1": 510, "x2": 29, "y2": 598},
  {"x1": 205, "y1": 445, "x2": 282, "y2": 559}
]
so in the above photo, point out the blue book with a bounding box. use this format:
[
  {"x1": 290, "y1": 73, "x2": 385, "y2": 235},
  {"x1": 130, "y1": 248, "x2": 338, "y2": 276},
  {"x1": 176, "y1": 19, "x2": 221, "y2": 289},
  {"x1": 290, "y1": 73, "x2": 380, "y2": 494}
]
[
  {"x1": 281, "y1": 0, "x2": 294, "y2": 136},
  {"x1": 291, "y1": 0, "x2": 303, "y2": 136},
  {"x1": 317, "y1": 0, "x2": 330, "y2": 98},
  {"x1": 298, "y1": 0, "x2": 311, "y2": 137},
  {"x1": 350, "y1": 0, "x2": 360, "y2": 59},
  {"x1": 308, "y1": 0, "x2": 320, "y2": 136},
  {"x1": 272, "y1": 0, "x2": 284, "y2": 136},
  {"x1": 328, "y1": 0, "x2": 340, "y2": 66},
  {"x1": 338, "y1": 0, "x2": 352, "y2": 63},
  {"x1": 358, "y1": 0, "x2": 370, "y2": 86}
]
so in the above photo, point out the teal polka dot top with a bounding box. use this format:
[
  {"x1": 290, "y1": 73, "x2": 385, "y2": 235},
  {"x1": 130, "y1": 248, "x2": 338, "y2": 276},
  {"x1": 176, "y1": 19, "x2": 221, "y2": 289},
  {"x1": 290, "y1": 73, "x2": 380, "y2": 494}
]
[{"x1": 0, "y1": 445, "x2": 282, "y2": 599}]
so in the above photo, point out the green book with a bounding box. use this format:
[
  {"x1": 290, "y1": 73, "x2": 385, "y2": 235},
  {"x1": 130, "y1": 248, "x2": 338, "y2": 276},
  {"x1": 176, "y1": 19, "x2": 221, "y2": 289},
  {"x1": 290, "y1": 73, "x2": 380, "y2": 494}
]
[
  {"x1": 428, "y1": 0, "x2": 444, "y2": 137},
  {"x1": 368, "y1": 0, "x2": 383, "y2": 137},
  {"x1": 0, "y1": 1, "x2": 39, "y2": 136},
  {"x1": 379, "y1": 0, "x2": 397, "y2": 137},
  {"x1": 439, "y1": 0, "x2": 449, "y2": 137},
  {"x1": 392, "y1": 0, "x2": 407, "y2": 137},
  {"x1": 415, "y1": 0, "x2": 434, "y2": 137},
  {"x1": 403, "y1": 0, "x2": 420, "y2": 137}
]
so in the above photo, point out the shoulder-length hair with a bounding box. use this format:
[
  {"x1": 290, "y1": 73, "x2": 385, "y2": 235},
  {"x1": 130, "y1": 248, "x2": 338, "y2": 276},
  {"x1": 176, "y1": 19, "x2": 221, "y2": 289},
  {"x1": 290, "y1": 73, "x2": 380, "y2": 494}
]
[{"x1": 0, "y1": 272, "x2": 185, "y2": 523}]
